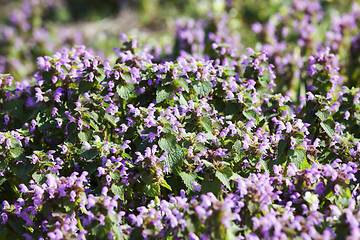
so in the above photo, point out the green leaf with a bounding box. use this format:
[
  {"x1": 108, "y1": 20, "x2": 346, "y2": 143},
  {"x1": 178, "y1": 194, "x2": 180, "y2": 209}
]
[
  {"x1": 179, "y1": 172, "x2": 197, "y2": 192},
  {"x1": 10, "y1": 147, "x2": 24, "y2": 159},
  {"x1": 7, "y1": 219, "x2": 26, "y2": 234},
  {"x1": 0, "y1": 160, "x2": 7, "y2": 172},
  {"x1": 244, "y1": 67, "x2": 254, "y2": 79},
  {"x1": 300, "y1": 158, "x2": 310, "y2": 170},
  {"x1": 243, "y1": 109, "x2": 257, "y2": 120},
  {"x1": 3, "y1": 99, "x2": 23, "y2": 118},
  {"x1": 179, "y1": 94, "x2": 189, "y2": 107},
  {"x1": 258, "y1": 72, "x2": 270, "y2": 89},
  {"x1": 176, "y1": 78, "x2": 189, "y2": 92},
  {"x1": 78, "y1": 129, "x2": 93, "y2": 143},
  {"x1": 117, "y1": 83, "x2": 134, "y2": 100},
  {"x1": 0, "y1": 177, "x2": 6, "y2": 186},
  {"x1": 195, "y1": 142, "x2": 206, "y2": 152},
  {"x1": 277, "y1": 140, "x2": 287, "y2": 157},
  {"x1": 202, "y1": 178, "x2": 221, "y2": 195},
  {"x1": 156, "y1": 85, "x2": 172, "y2": 103},
  {"x1": 160, "y1": 179, "x2": 172, "y2": 191},
  {"x1": 200, "y1": 117, "x2": 212, "y2": 133},
  {"x1": 110, "y1": 170, "x2": 121, "y2": 181},
  {"x1": 143, "y1": 183, "x2": 161, "y2": 197},
  {"x1": 193, "y1": 81, "x2": 212, "y2": 96},
  {"x1": 233, "y1": 140, "x2": 242, "y2": 154},
  {"x1": 215, "y1": 166, "x2": 233, "y2": 190},
  {"x1": 79, "y1": 81, "x2": 94, "y2": 95},
  {"x1": 158, "y1": 134, "x2": 177, "y2": 152},
  {"x1": 166, "y1": 147, "x2": 185, "y2": 173},
  {"x1": 320, "y1": 119, "x2": 335, "y2": 140},
  {"x1": 80, "y1": 149, "x2": 98, "y2": 161},
  {"x1": 32, "y1": 172, "x2": 46, "y2": 185},
  {"x1": 315, "y1": 110, "x2": 330, "y2": 120},
  {"x1": 104, "y1": 113, "x2": 117, "y2": 126},
  {"x1": 87, "y1": 111, "x2": 100, "y2": 123},
  {"x1": 120, "y1": 72, "x2": 132, "y2": 82},
  {"x1": 111, "y1": 184, "x2": 124, "y2": 199},
  {"x1": 247, "y1": 201, "x2": 260, "y2": 215},
  {"x1": 288, "y1": 148, "x2": 306, "y2": 169}
]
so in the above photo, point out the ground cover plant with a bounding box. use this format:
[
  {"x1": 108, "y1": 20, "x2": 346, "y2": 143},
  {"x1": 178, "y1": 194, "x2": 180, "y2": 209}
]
[{"x1": 2, "y1": 0, "x2": 360, "y2": 239}]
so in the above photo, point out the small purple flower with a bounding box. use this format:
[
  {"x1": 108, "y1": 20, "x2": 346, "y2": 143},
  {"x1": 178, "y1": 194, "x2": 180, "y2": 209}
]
[
  {"x1": 83, "y1": 141, "x2": 91, "y2": 150},
  {"x1": 189, "y1": 232, "x2": 199, "y2": 240},
  {"x1": 1, "y1": 213, "x2": 8, "y2": 224},
  {"x1": 106, "y1": 103, "x2": 118, "y2": 116},
  {"x1": 56, "y1": 118, "x2": 63, "y2": 128},
  {"x1": 31, "y1": 154, "x2": 38, "y2": 164},
  {"x1": 70, "y1": 190, "x2": 76, "y2": 202},
  {"x1": 61, "y1": 145, "x2": 68, "y2": 154},
  {"x1": 3, "y1": 115, "x2": 9, "y2": 125}
]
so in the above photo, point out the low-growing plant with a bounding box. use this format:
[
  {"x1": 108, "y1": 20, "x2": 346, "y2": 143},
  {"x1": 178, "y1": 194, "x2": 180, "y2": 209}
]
[{"x1": 1, "y1": 0, "x2": 360, "y2": 239}]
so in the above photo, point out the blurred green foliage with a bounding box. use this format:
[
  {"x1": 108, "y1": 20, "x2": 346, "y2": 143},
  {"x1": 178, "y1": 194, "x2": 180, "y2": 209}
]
[{"x1": 0, "y1": 0, "x2": 357, "y2": 81}]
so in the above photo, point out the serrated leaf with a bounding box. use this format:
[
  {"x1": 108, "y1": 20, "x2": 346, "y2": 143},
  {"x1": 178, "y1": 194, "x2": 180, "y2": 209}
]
[
  {"x1": 120, "y1": 72, "x2": 132, "y2": 82},
  {"x1": 166, "y1": 147, "x2": 185, "y2": 173},
  {"x1": 110, "y1": 170, "x2": 121, "y2": 181},
  {"x1": 143, "y1": 183, "x2": 160, "y2": 197},
  {"x1": 111, "y1": 184, "x2": 124, "y2": 199},
  {"x1": 258, "y1": 72, "x2": 270, "y2": 88},
  {"x1": 179, "y1": 172, "x2": 197, "y2": 192},
  {"x1": 158, "y1": 134, "x2": 177, "y2": 152},
  {"x1": 156, "y1": 85, "x2": 172, "y2": 103},
  {"x1": 215, "y1": 166, "x2": 233, "y2": 190},
  {"x1": 0, "y1": 160, "x2": 7, "y2": 172},
  {"x1": 179, "y1": 94, "x2": 189, "y2": 107},
  {"x1": 104, "y1": 113, "x2": 117, "y2": 126},
  {"x1": 320, "y1": 119, "x2": 335, "y2": 140},
  {"x1": 288, "y1": 148, "x2": 306, "y2": 169},
  {"x1": 233, "y1": 140, "x2": 242, "y2": 154},
  {"x1": 117, "y1": 83, "x2": 134, "y2": 100},
  {"x1": 10, "y1": 147, "x2": 24, "y2": 159},
  {"x1": 200, "y1": 117, "x2": 212, "y2": 133},
  {"x1": 78, "y1": 129, "x2": 93, "y2": 143},
  {"x1": 315, "y1": 110, "x2": 330, "y2": 120},
  {"x1": 87, "y1": 111, "x2": 100, "y2": 123},
  {"x1": 4, "y1": 99, "x2": 23, "y2": 118},
  {"x1": 195, "y1": 142, "x2": 206, "y2": 152},
  {"x1": 243, "y1": 109, "x2": 257, "y2": 120},
  {"x1": 193, "y1": 81, "x2": 212, "y2": 96},
  {"x1": 177, "y1": 78, "x2": 189, "y2": 92},
  {"x1": 33, "y1": 172, "x2": 46, "y2": 185}
]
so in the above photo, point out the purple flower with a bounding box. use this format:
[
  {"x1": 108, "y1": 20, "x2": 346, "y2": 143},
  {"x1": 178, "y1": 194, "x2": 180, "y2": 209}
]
[
  {"x1": 1, "y1": 213, "x2": 8, "y2": 224},
  {"x1": 3, "y1": 115, "x2": 9, "y2": 125},
  {"x1": 82, "y1": 141, "x2": 91, "y2": 150},
  {"x1": 56, "y1": 118, "x2": 63, "y2": 128},
  {"x1": 189, "y1": 232, "x2": 199, "y2": 240},
  {"x1": 245, "y1": 118, "x2": 256, "y2": 132},
  {"x1": 106, "y1": 103, "x2": 119, "y2": 116},
  {"x1": 61, "y1": 145, "x2": 68, "y2": 154},
  {"x1": 31, "y1": 154, "x2": 38, "y2": 164}
]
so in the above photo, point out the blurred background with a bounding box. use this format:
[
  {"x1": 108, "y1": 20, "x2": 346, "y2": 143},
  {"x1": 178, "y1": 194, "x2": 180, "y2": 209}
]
[{"x1": 0, "y1": 0, "x2": 358, "y2": 93}]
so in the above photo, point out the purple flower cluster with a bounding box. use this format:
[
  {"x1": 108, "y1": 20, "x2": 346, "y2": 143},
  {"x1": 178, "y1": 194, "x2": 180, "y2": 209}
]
[{"x1": 1, "y1": 0, "x2": 360, "y2": 238}]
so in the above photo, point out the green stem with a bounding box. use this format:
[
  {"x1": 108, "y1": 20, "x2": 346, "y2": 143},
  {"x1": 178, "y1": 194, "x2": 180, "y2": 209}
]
[
  {"x1": 8, "y1": 177, "x2": 21, "y2": 199},
  {"x1": 282, "y1": 156, "x2": 291, "y2": 177},
  {"x1": 76, "y1": 211, "x2": 84, "y2": 231}
]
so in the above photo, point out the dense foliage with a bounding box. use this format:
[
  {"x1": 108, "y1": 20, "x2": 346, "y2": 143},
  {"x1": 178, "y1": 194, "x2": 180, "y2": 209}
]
[{"x1": 2, "y1": 0, "x2": 360, "y2": 239}]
